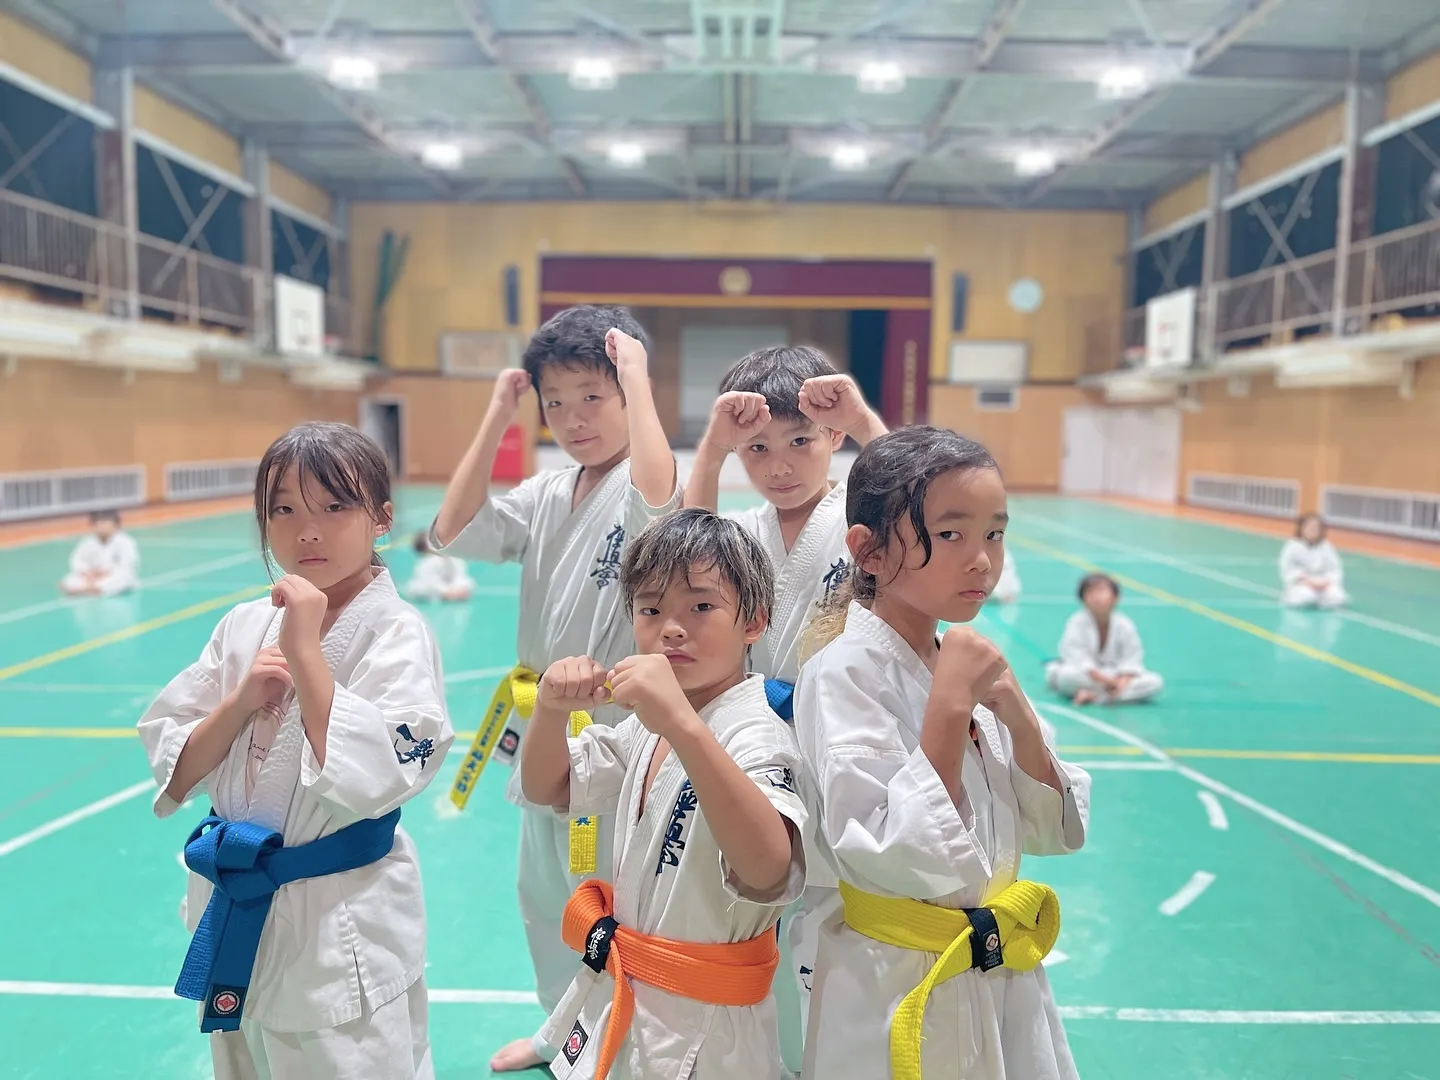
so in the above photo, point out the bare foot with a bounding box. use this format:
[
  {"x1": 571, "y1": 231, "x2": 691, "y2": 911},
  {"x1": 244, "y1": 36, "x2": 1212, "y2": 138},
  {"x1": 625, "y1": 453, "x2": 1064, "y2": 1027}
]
[
  {"x1": 489, "y1": 1036, "x2": 545, "y2": 1073},
  {"x1": 1072, "y1": 689, "x2": 1099, "y2": 706}
]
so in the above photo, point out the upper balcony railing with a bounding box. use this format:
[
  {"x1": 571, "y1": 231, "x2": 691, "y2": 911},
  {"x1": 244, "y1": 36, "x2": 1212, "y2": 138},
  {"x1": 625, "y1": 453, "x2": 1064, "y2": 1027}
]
[
  {"x1": 0, "y1": 187, "x2": 352, "y2": 351},
  {"x1": 1122, "y1": 214, "x2": 1440, "y2": 364}
]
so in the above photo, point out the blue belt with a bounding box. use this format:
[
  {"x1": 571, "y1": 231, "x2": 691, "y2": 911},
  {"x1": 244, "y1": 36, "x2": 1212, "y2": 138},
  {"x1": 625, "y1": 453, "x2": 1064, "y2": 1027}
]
[
  {"x1": 765, "y1": 679, "x2": 795, "y2": 722},
  {"x1": 174, "y1": 808, "x2": 401, "y2": 1031}
]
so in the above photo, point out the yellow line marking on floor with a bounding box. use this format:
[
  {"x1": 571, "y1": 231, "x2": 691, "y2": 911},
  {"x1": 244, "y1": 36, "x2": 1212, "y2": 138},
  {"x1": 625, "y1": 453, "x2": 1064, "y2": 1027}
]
[
  {"x1": 0, "y1": 543, "x2": 397, "y2": 683},
  {"x1": 0, "y1": 587, "x2": 267, "y2": 683},
  {"x1": 1011, "y1": 536, "x2": 1440, "y2": 710},
  {"x1": 6, "y1": 728, "x2": 1438, "y2": 766}
]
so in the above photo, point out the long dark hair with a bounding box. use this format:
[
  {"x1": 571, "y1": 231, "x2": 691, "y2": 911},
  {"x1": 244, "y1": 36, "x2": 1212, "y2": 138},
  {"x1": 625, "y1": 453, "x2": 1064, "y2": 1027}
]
[
  {"x1": 254, "y1": 422, "x2": 393, "y2": 574},
  {"x1": 803, "y1": 425, "x2": 1000, "y2": 656}
]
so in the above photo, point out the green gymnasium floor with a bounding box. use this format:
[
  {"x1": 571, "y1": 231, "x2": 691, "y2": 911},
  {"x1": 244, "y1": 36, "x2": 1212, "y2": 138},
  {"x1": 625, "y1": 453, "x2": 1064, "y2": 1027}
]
[{"x1": 1, "y1": 488, "x2": 1437, "y2": 1079}]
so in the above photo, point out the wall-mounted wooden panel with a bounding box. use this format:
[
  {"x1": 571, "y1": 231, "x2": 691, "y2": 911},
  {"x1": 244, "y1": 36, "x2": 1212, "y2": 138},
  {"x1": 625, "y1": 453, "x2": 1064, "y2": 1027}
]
[
  {"x1": 134, "y1": 86, "x2": 242, "y2": 176},
  {"x1": 1143, "y1": 172, "x2": 1209, "y2": 236},
  {"x1": 1236, "y1": 103, "x2": 1344, "y2": 191},
  {"x1": 269, "y1": 161, "x2": 334, "y2": 222},
  {"x1": 1385, "y1": 48, "x2": 1440, "y2": 123},
  {"x1": 0, "y1": 12, "x2": 91, "y2": 102}
]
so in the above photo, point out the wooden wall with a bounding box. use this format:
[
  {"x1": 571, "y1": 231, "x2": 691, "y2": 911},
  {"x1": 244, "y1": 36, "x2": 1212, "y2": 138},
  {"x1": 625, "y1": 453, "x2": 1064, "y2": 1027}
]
[
  {"x1": 348, "y1": 201, "x2": 1126, "y2": 384},
  {"x1": 0, "y1": 359, "x2": 535, "y2": 497},
  {"x1": 1180, "y1": 357, "x2": 1440, "y2": 510},
  {"x1": 0, "y1": 359, "x2": 356, "y2": 502},
  {"x1": 929, "y1": 383, "x2": 1092, "y2": 491},
  {"x1": 365, "y1": 373, "x2": 538, "y2": 480}
]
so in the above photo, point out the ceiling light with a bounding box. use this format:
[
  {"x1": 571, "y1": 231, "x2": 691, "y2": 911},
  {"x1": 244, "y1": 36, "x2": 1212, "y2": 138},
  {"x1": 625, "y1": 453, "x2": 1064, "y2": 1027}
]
[
  {"x1": 326, "y1": 54, "x2": 378, "y2": 92},
  {"x1": 421, "y1": 141, "x2": 464, "y2": 170},
  {"x1": 1097, "y1": 64, "x2": 1148, "y2": 101},
  {"x1": 830, "y1": 143, "x2": 870, "y2": 171},
  {"x1": 857, "y1": 59, "x2": 905, "y2": 94},
  {"x1": 1014, "y1": 148, "x2": 1058, "y2": 178},
  {"x1": 607, "y1": 141, "x2": 645, "y2": 168},
  {"x1": 569, "y1": 56, "x2": 618, "y2": 91}
]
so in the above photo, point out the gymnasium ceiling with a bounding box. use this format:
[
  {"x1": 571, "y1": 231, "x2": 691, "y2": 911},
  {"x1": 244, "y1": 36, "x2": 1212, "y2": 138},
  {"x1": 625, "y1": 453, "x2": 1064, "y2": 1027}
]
[{"x1": 9, "y1": 0, "x2": 1440, "y2": 210}]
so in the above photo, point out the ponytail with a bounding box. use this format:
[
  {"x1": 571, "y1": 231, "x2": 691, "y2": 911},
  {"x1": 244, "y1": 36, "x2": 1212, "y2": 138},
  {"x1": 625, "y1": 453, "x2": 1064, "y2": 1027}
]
[{"x1": 799, "y1": 562, "x2": 877, "y2": 662}]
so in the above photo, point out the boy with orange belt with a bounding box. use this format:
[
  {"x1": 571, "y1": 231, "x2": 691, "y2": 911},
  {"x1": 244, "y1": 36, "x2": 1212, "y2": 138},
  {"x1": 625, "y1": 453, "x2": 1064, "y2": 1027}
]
[{"x1": 522, "y1": 508, "x2": 807, "y2": 1080}]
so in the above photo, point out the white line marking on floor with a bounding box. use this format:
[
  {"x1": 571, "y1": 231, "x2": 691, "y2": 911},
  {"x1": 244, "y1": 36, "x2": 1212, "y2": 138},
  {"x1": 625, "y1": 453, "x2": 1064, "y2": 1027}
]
[
  {"x1": 429, "y1": 989, "x2": 541, "y2": 1005},
  {"x1": 1159, "y1": 870, "x2": 1217, "y2": 916},
  {"x1": 0, "y1": 780, "x2": 152, "y2": 858},
  {"x1": 1072, "y1": 760, "x2": 1174, "y2": 771},
  {"x1": 1198, "y1": 791, "x2": 1230, "y2": 830},
  {"x1": 0, "y1": 981, "x2": 540, "y2": 1006},
  {"x1": 0, "y1": 683, "x2": 162, "y2": 695},
  {"x1": 1057, "y1": 1007, "x2": 1440, "y2": 1023},
  {"x1": 444, "y1": 666, "x2": 517, "y2": 684},
  {"x1": 1043, "y1": 702, "x2": 1440, "y2": 909},
  {"x1": 0, "y1": 552, "x2": 257, "y2": 627},
  {"x1": 3, "y1": 982, "x2": 1434, "y2": 1023},
  {"x1": 1042, "y1": 949, "x2": 1069, "y2": 966},
  {"x1": 1023, "y1": 514, "x2": 1440, "y2": 649}
]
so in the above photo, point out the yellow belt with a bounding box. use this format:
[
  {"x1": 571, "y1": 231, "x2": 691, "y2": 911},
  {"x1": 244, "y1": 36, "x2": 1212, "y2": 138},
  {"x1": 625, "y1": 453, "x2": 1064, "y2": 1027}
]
[
  {"x1": 447, "y1": 664, "x2": 599, "y2": 874},
  {"x1": 838, "y1": 879, "x2": 1060, "y2": 1080}
]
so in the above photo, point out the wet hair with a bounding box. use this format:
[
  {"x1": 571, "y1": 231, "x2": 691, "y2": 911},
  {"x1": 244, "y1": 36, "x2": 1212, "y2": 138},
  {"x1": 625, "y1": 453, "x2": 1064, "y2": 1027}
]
[
  {"x1": 803, "y1": 426, "x2": 1000, "y2": 656},
  {"x1": 620, "y1": 507, "x2": 774, "y2": 628},
  {"x1": 1295, "y1": 512, "x2": 1327, "y2": 540},
  {"x1": 89, "y1": 509, "x2": 121, "y2": 526},
  {"x1": 254, "y1": 422, "x2": 393, "y2": 573},
  {"x1": 718, "y1": 345, "x2": 840, "y2": 424},
  {"x1": 1077, "y1": 572, "x2": 1120, "y2": 602},
  {"x1": 522, "y1": 304, "x2": 650, "y2": 392}
]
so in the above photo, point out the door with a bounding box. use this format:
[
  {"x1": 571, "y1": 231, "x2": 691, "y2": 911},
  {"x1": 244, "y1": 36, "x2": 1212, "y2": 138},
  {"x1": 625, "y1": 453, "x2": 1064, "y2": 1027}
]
[
  {"x1": 1060, "y1": 407, "x2": 1108, "y2": 494},
  {"x1": 678, "y1": 324, "x2": 788, "y2": 444},
  {"x1": 1107, "y1": 407, "x2": 1181, "y2": 502},
  {"x1": 360, "y1": 398, "x2": 404, "y2": 478}
]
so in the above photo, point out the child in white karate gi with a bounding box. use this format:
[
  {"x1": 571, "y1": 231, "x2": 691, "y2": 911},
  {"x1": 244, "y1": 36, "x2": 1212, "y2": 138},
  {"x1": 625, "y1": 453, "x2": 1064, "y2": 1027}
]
[
  {"x1": 1046, "y1": 573, "x2": 1164, "y2": 705},
  {"x1": 1280, "y1": 513, "x2": 1349, "y2": 609},
  {"x1": 682, "y1": 345, "x2": 884, "y2": 1048},
  {"x1": 521, "y1": 508, "x2": 806, "y2": 1080},
  {"x1": 404, "y1": 532, "x2": 475, "y2": 601},
  {"x1": 61, "y1": 509, "x2": 139, "y2": 595},
  {"x1": 138, "y1": 422, "x2": 454, "y2": 1080},
  {"x1": 431, "y1": 305, "x2": 679, "y2": 1072},
  {"x1": 795, "y1": 425, "x2": 1090, "y2": 1080}
]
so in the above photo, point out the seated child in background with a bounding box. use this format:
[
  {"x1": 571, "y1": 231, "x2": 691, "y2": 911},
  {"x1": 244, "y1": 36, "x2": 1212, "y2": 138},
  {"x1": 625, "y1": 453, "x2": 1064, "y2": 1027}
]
[
  {"x1": 1280, "y1": 513, "x2": 1348, "y2": 609},
  {"x1": 520, "y1": 508, "x2": 806, "y2": 1080},
  {"x1": 404, "y1": 532, "x2": 475, "y2": 601},
  {"x1": 1046, "y1": 573, "x2": 1163, "y2": 705},
  {"x1": 991, "y1": 552, "x2": 1022, "y2": 603},
  {"x1": 61, "y1": 509, "x2": 139, "y2": 596}
]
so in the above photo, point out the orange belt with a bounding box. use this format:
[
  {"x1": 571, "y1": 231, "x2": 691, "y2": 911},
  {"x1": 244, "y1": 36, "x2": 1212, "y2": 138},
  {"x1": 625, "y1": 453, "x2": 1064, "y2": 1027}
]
[{"x1": 560, "y1": 879, "x2": 779, "y2": 1080}]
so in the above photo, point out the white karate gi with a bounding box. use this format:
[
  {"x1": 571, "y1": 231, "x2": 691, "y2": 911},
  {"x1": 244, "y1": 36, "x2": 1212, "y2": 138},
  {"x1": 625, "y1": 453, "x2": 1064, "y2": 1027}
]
[
  {"x1": 1045, "y1": 611, "x2": 1163, "y2": 703},
  {"x1": 62, "y1": 531, "x2": 139, "y2": 595},
  {"x1": 795, "y1": 603, "x2": 1089, "y2": 1080},
  {"x1": 137, "y1": 569, "x2": 453, "y2": 1080},
  {"x1": 992, "y1": 556, "x2": 1022, "y2": 604},
  {"x1": 404, "y1": 553, "x2": 475, "y2": 601},
  {"x1": 434, "y1": 460, "x2": 679, "y2": 1017},
  {"x1": 728, "y1": 481, "x2": 850, "y2": 1046},
  {"x1": 540, "y1": 675, "x2": 807, "y2": 1080},
  {"x1": 1280, "y1": 538, "x2": 1349, "y2": 608}
]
